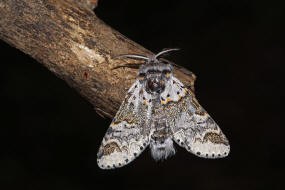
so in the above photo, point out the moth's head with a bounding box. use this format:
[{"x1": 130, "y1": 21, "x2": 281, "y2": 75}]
[
  {"x1": 112, "y1": 49, "x2": 179, "y2": 94},
  {"x1": 138, "y1": 63, "x2": 173, "y2": 94},
  {"x1": 113, "y1": 48, "x2": 179, "y2": 95}
]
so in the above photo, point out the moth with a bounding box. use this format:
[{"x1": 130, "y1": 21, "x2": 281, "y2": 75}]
[{"x1": 97, "y1": 49, "x2": 230, "y2": 169}]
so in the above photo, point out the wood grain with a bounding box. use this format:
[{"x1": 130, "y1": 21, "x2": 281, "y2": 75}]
[{"x1": 0, "y1": 0, "x2": 196, "y2": 118}]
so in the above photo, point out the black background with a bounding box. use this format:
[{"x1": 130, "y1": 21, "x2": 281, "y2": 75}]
[{"x1": 0, "y1": 0, "x2": 283, "y2": 189}]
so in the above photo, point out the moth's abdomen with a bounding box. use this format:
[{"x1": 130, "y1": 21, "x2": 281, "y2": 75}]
[
  {"x1": 150, "y1": 138, "x2": 175, "y2": 161},
  {"x1": 149, "y1": 122, "x2": 175, "y2": 161}
]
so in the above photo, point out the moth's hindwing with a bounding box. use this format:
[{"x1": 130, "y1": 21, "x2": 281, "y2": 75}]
[
  {"x1": 162, "y1": 77, "x2": 230, "y2": 158},
  {"x1": 97, "y1": 81, "x2": 152, "y2": 169}
]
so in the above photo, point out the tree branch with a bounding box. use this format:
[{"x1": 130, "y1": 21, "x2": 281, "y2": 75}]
[{"x1": 0, "y1": 0, "x2": 196, "y2": 118}]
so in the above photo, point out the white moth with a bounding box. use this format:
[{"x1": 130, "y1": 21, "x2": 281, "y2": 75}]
[{"x1": 97, "y1": 49, "x2": 230, "y2": 169}]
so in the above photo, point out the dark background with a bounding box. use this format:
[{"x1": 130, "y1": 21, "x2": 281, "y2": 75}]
[{"x1": 0, "y1": 0, "x2": 283, "y2": 189}]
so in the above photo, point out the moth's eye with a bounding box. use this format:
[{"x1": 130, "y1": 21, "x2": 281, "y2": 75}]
[
  {"x1": 138, "y1": 73, "x2": 146, "y2": 78},
  {"x1": 162, "y1": 70, "x2": 171, "y2": 74},
  {"x1": 162, "y1": 70, "x2": 171, "y2": 78}
]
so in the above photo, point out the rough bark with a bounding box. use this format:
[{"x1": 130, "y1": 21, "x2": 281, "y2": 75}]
[{"x1": 0, "y1": 0, "x2": 196, "y2": 118}]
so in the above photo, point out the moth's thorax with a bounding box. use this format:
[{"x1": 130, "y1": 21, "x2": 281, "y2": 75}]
[{"x1": 138, "y1": 62, "x2": 173, "y2": 95}]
